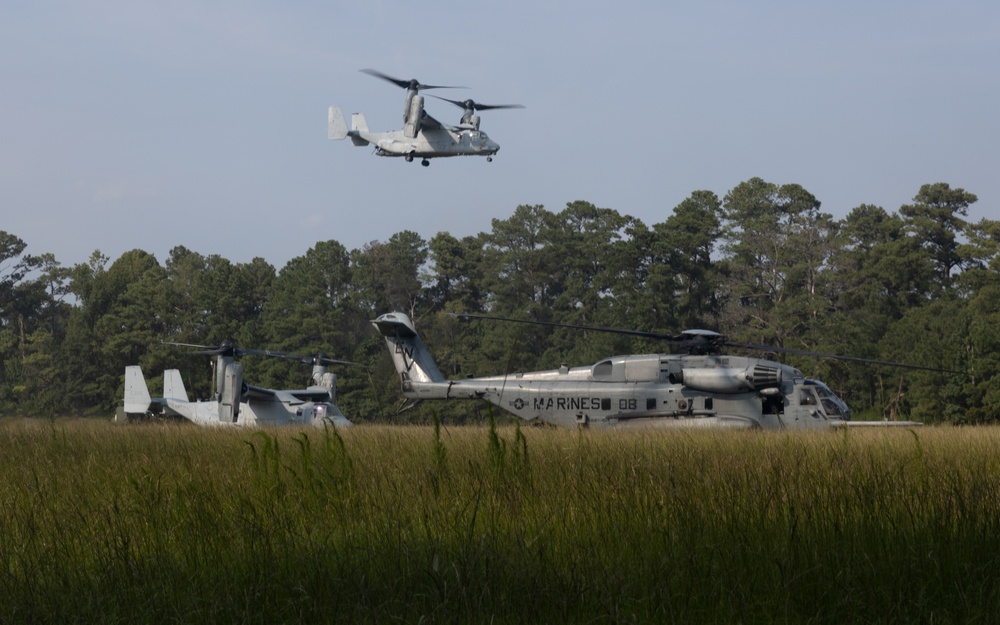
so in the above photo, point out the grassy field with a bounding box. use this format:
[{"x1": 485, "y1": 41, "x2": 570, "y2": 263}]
[{"x1": 1, "y1": 418, "x2": 998, "y2": 624}]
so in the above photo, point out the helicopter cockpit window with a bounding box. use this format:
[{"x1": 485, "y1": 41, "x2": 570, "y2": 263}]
[
  {"x1": 815, "y1": 384, "x2": 836, "y2": 400},
  {"x1": 820, "y1": 398, "x2": 844, "y2": 417},
  {"x1": 806, "y1": 381, "x2": 846, "y2": 417},
  {"x1": 799, "y1": 388, "x2": 818, "y2": 406}
]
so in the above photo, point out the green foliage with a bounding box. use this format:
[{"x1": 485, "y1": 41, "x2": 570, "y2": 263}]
[
  {"x1": 648, "y1": 190, "x2": 723, "y2": 329},
  {"x1": 1, "y1": 181, "x2": 997, "y2": 423},
  {"x1": 426, "y1": 231, "x2": 485, "y2": 313},
  {"x1": 350, "y1": 230, "x2": 428, "y2": 315},
  {"x1": 720, "y1": 178, "x2": 835, "y2": 349},
  {"x1": 900, "y1": 182, "x2": 978, "y2": 291},
  {"x1": 255, "y1": 241, "x2": 352, "y2": 389}
]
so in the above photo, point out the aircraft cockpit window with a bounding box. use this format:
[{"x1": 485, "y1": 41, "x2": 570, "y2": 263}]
[
  {"x1": 813, "y1": 385, "x2": 834, "y2": 399},
  {"x1": 821, "y1": 398, "x2": 844, "y2": 417},
  {"x1": 799, "y1": 388, "x2": 818, "y2": 406},
  {"x1": 805, "y1": 380, "x2": 848, "y2": 417}
]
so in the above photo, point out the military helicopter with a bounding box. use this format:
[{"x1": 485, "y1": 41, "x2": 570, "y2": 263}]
[
  {"x1": 371, "y1": 312, "x2": 952, "y2": 430},
  {"x1": 327, "y1": 68, "x2": 523, "y2": 166},
  {"x1": 120, "y1": 341, "x2": 361, "y2": 428}
]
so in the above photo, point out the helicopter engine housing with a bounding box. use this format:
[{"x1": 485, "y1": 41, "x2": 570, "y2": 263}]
[
  {"x1": 678, "y1": 364, "x2": 782, "y2": 394},
  {"x1": 220, "y1": 362, "x2": 243, "y2": 423},
  {"x1": 404, "y1": 94, "x2": 424, "y2": 138}
]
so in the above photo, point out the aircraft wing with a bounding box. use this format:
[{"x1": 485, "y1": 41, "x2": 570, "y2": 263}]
[
  {"x1": 286, "y1": 389, "x2": 332, "y2": 402},
  {"x1": 245, "y1": 385, "x2": 280, "y2": 402},
  {"x1": 419, "y1": 112, "x2": 447, "y2": 131},
  {"x1": 245, "y1": 384, "x2": 329, "y2": 405}
]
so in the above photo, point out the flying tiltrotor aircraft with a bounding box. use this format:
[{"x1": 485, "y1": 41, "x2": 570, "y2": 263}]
[
  {"x1": 120, "y1": 341, "x2": 359, "y2": 428},
  {"x1": 328, "y1": 68, "x2": 524, "y2": 166},
  {"x1": 371, "y1": 312, "x2": 951, "y2": 430}
]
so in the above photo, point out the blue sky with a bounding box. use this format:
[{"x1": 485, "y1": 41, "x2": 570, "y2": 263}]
[{"x1": 2, "y1": 0, "x2": 997, "y2": 270}]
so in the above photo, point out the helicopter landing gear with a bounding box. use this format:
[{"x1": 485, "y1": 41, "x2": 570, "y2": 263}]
[
  {"x1": 405, "y1": 153, "x2": 414, "y2": 162},
  {"x1": 421, "y1": 159, "x2": 430, "y2": 167}
]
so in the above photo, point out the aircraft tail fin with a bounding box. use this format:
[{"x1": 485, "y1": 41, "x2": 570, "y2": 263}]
[
  {"x1": 124, "y1": 366, "x2": 152, "y2": 413},
  {"x1": 349, "y1": 113, "x2": 371, "y2": 146},
  {"x1": 163, "y1": 369, "x2": 190, "y2": 403},
  {"x1": 328, "y1": 106, "x2": 349, "y2": 140},
  {"x1": 372, "y1": 312, "x2": 446, "y2": 385},
  {"x1": 351, "y1": 112, "x2": 369, "y2": 133}
]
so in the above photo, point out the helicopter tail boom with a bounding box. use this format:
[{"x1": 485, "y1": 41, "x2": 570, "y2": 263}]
[{"x1": 371, "y1": 312, "x2": 447, "y2": 387}]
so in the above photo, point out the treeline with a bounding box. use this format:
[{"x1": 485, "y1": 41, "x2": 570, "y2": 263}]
[{"x1": 2, "y1": 178, "x2": 997, "y2": 423}]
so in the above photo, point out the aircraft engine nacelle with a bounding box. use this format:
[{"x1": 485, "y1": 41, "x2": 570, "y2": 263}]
[
  {"x1": 220, "y1": 363, "x2": 243, "y2": 423},
  {"x1": 678, "y1": 364, "x2": 782, "y2": 394},
  {"x1": 404, "y1": 94, "x2": 424, "y2": 139}
]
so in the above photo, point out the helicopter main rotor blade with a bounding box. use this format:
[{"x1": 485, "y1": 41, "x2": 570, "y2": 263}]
[
  {"x1": 316, "y1": 357, "x2": 368, "y2": 368},
  {"x1": 452, "y1": 312, "x2": 692, "y2": 343},
  {"x1": 268, "y1": 352, "x2": 369, "y2": 368},
  {"x1": 167, "y1": 338, "x2": 368, "y2": 368},
  {"x1": 454, "y1": 313, "x2": 961, "y2": 374},
  {"x1": 239, "y1": 347, "x2": 294, "y2": 358},
  {"x1": 724, "y1": 341, "x2": 962, "y2": 374},
  {"x1": 165, "y1": 339, "x2": 240, "y2": 356},
  {"x1": 359, "y1": 68, "x2": 465, "y2": 91},
  {"x1": 164, "y1": 341, "x2": 215, "y2": 350},
  {"x1": 167, "y1": 341, "x2": 311, "y2": 360},
  {"x1": 428, "y1": 95, "x2": 525, "y2": 111}
]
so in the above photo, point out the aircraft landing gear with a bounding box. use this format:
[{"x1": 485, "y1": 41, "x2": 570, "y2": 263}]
[
  {"x1": 487, "y1": 156, "x2": 493, "y2": 162},
  {"x1": 405, "y1": 153, "x2": 414, "y2": 162},
  {"x1": 421, "y1": 159, "x2": 430, "y2": 167}
]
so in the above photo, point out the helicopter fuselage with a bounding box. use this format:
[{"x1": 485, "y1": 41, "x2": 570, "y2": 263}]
[
  {"x1": 328, "y1": 105, "x2": 501, "y2": 164},
  {"x1": 366, "y1": 127, "x2": 500, "y2": 160},
  {"x1": 372, "y1": 312, "x2": 859, "y2": 430},
  {"x1": 398, "y1": 353, "x2": 850, "y2": 430}
]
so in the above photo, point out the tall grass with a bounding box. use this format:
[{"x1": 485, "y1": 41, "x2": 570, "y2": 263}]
[{"x1": 1, "y1": 419, "x2": 999, "y2": 624}]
